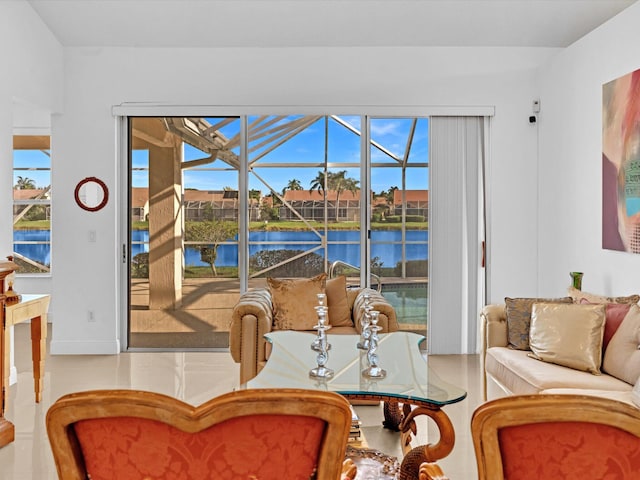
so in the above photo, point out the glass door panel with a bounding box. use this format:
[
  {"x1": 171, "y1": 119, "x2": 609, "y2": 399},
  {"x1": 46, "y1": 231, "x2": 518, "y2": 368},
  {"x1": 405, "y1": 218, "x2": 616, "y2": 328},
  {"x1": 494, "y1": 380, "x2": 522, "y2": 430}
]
[
  {"x1": 369, "y1": 117, "x2": 429, "y2": 333},
  {"x1": 247, "y1": 115, "x2": 362, "y2": 287},
  {"x1": 128, "y1": 116, "x2": 240, "y2": 349}
]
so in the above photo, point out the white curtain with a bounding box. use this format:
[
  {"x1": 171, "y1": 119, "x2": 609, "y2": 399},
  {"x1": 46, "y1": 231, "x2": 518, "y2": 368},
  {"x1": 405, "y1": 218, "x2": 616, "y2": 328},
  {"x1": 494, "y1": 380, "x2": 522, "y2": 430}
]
[{"x1": 428, "y1": 116, "x2": 488, "y2": 354}]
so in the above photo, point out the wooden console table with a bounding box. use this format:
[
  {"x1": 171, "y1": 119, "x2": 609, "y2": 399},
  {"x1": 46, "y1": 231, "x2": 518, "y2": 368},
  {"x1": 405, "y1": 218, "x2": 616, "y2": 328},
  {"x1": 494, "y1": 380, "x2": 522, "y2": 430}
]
[{"x1": 0, "y1": 293, "x2": 51, "y2": 448}]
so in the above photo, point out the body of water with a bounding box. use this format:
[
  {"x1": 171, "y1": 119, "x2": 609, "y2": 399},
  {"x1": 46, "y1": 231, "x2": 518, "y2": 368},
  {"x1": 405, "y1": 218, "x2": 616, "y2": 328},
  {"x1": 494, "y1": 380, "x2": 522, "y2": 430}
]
[
  {"x1": 15, "y1": 229, "x2": 428, "y2": 269},
  {"x1": 13, "y1": 229, "x2": 51, "y2": 266}
]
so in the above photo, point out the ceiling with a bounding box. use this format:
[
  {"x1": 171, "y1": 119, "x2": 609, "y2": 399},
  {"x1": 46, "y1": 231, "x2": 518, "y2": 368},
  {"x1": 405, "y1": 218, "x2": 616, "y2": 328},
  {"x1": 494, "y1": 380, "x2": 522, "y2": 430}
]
[{"x1": 28, "y1": 0, "x2": 637, "y2": 49}]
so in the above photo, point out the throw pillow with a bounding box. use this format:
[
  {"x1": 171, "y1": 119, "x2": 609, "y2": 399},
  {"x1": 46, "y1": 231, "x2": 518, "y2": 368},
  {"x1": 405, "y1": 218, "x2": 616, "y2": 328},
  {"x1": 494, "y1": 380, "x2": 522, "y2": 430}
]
[
  {"x1": 528, "y1": 303, "x2": 606, "y2": 375},
  {"x1": 267, "y1": 273, "x2": 327, "y2": 331},
  {"x1": 504, "y1": 297, "x2": 573, "y2": 350},
  {"x1": 579, "y1": 299, "x2": 632, "y2": 352},
  {"x1": 602, "y1": 305, "x2": 640, "y2": 385},
  {"x1": 567, "y1": 286, "x2": 640, "y2": 305},
  {"x1": 325, "y1": 275, "x2": 352, "y2": 327}
]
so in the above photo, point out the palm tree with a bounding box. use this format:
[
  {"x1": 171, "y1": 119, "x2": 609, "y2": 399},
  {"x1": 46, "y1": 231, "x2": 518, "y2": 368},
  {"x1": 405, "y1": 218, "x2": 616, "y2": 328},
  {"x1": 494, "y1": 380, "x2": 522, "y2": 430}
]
[
  {"x1": 15, "y1": 176, "x2": 36, "y2": 190},
  {"x1": 281, "y1": 178, "x2": 302, "y2": 196},
  {"x1": 309, "y1": 170, "x2": 360, "y2": 221},
  {"x1": 309, "y1": 171, "x2": 326, "y2": 193},
  {"x1": 286, "y1": 179, "x2": 302, "y2": 191}
]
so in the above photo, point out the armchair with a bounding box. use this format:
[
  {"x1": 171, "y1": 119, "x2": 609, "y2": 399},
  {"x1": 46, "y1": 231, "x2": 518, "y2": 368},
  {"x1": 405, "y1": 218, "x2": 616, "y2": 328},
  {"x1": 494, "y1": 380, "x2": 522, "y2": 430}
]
[
  {"x1": 47, "y1": 388, "x2": 353, "y2": 480},
  {"x1": 419, "y1": 394, "x2": 640, "y2": 480},
  {"x1": 229, "y1": 282, "x2": 399, "y2": 385}
]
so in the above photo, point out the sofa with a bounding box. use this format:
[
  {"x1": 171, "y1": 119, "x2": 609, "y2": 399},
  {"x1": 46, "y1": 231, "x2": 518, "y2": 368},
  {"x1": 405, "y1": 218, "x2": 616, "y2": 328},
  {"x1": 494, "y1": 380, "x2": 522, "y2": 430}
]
[
  {"x1": 229, "y1": 274, "x2": 399, "y2": 385},
  {"x1": 481, "y1": 287, "x2": 640, "y2": 405}
]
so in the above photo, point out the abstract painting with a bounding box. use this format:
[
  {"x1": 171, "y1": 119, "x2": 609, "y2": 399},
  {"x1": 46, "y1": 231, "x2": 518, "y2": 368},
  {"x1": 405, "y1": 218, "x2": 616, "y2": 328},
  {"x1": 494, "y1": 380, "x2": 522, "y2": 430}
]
[{"x1": 602, "y1": 68, "x2": 640, "y2": 253}]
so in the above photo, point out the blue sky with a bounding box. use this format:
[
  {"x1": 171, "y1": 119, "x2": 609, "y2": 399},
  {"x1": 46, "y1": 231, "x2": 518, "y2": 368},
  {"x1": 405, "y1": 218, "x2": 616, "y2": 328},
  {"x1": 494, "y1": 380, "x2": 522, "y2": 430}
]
[
  {"x1": 133, "y1": 116, "x2": 429, "y2": 195},
  {"x1": 13, "y1": 150, "x2": 51, "y2": 189}
]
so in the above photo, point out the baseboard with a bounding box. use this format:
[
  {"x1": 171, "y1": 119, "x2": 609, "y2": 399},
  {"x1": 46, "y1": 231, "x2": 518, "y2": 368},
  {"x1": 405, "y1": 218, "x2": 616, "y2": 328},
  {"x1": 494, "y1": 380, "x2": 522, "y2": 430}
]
[{"x1": 50, "y1": 339, "x2": 120, "y2": 354}]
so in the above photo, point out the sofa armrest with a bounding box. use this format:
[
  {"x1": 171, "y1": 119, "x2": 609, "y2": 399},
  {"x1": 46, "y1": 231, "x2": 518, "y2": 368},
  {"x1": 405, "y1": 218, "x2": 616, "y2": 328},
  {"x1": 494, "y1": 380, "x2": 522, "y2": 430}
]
[
  {"x1": 353, "y1": 288, "x2": 399, "y2": 333},
  {"x1": 481, "y1": 304, "x2": 508, "y2": 349},
  {"x1": 480, "y1": 303, "x2": 507, "y2": 400},
  {"x1": 229, "y1": 288, "x2": 274, "y2": 384}
]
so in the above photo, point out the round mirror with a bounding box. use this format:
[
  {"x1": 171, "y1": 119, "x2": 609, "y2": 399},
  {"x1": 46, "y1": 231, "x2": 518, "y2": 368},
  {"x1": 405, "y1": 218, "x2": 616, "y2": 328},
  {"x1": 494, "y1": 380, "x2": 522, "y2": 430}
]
[{"x1": 74, "y1": 177, "x2": 109, "y2": 212}]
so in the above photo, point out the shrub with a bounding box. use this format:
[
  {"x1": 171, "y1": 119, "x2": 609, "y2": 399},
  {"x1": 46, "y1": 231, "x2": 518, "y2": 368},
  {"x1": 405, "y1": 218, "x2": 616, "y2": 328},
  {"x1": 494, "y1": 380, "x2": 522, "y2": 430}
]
[
  {"x1": 132, "y1": 252, "x2": 149, "y2": 278},
  {"x1": 394, "y1": 259, "x2": 428, "y2": 277},
  {"x1": 385, "y1": 215, "x2": 425, "y2": 223},
  {"x1": 249, "y1": 249, "x2": 324, "y2": 278}
]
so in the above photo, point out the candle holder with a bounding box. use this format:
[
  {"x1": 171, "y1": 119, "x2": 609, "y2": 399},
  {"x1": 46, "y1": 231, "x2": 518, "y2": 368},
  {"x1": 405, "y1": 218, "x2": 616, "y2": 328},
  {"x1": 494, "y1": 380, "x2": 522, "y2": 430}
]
[
  {"x1": 310, "y1": 302, "x2": 333, "y2": 378},
  {"x1": 311, "y1": 305, "x2": 331, "y2": 352},
  {"x1": 357, "y1": 293, "x2": 373, "y2": 350},
  {"x1": 362, "y1": 310, "x2": 387, "y2": 379},
  {"x1": 309, "y1": 321, "x2": 334, "y2": 379},
  {"x1": 311, "y1": 293, "x2": 327, "y2": 351}
]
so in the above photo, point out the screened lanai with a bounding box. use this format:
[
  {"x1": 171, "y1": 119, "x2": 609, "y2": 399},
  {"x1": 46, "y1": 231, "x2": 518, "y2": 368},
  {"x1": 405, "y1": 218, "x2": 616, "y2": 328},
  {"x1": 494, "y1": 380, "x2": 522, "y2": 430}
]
[{"x1": 128, "y1": 115, "x2": 430, "y2": 349}]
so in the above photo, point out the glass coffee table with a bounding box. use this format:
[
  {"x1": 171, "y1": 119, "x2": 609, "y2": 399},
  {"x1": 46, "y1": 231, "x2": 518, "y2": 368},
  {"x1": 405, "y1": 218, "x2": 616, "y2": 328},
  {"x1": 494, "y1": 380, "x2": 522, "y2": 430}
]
[{"x1": 245, "y1": 330, "x2": 467, "y2": 479}]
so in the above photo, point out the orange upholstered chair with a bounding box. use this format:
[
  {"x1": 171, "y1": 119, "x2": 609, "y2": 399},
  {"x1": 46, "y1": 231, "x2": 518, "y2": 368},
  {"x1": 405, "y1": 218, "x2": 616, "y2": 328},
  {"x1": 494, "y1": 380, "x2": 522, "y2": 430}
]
[
  {"x1": 47, "y1": 388, "x2": 353, "y2": 480},
  {"x1": 419, "y1": 394, "x2": 640, "y2": 480}
]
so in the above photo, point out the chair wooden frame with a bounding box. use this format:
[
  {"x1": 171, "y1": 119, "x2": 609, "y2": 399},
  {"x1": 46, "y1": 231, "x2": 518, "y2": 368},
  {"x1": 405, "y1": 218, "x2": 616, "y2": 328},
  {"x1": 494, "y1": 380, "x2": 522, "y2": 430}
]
[
  {"x1": 47, "y1": 388, "x2": 352, "y2": 480},
  {"x1": 471, "y1": 394, "x2": 640, "y2": 480}
]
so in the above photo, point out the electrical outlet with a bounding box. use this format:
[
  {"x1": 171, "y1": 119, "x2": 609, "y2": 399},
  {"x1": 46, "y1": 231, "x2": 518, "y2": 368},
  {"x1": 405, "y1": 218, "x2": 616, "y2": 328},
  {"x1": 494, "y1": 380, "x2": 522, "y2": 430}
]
[{"x1": 88, "y1": 310, "x2": 96, "y2": 322}]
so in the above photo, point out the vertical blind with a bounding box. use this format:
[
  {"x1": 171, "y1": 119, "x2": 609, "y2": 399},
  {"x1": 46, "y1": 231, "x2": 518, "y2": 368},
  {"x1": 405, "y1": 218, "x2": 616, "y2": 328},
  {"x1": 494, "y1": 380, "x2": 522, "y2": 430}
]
[{"x1": 429, "y1": 117, "x2": 488, "y2": 354}]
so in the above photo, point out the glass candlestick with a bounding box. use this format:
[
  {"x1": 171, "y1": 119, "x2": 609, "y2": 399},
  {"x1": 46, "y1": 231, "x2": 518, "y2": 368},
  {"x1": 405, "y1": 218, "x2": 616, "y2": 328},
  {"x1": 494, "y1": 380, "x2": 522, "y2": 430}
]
[
  {"x1": 362, "y1": 310, "x2": 386, "y2": 379},
  {"x1": 311, "y1": 305, "x2": 330, "y2": 352},
  {"x1": 357, "y1": 293, "x2": 372, "y2": 350},
  {"x1": 309, "y1": 312, "x2": 333, "y2": 379}
]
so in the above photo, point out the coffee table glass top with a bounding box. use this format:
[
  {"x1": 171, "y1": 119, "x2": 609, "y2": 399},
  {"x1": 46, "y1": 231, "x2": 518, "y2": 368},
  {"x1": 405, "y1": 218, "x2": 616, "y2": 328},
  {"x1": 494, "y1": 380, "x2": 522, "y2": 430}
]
[{"x1": 246, "y1": 331, "x2": 467, "y2": 406}]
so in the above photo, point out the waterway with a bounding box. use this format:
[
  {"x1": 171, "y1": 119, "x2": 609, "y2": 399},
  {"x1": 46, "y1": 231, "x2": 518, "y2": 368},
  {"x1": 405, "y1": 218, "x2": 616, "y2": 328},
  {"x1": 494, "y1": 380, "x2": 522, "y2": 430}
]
[{"x1": 15, "y1": 229, "x2": 428, "y2": 269}]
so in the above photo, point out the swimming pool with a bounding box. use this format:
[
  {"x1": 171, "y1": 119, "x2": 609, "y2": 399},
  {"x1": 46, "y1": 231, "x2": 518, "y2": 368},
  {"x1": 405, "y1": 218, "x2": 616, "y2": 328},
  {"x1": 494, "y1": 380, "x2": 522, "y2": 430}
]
[{"x1": 381, "y1": 282, "x2": 427, "y2": 332}]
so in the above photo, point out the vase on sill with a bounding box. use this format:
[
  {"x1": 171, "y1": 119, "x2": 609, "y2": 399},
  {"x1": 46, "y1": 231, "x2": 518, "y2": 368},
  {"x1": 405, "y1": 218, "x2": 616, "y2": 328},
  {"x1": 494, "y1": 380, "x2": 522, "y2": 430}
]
[{"x1": 570, "y1": 272, "x2": 583, "y2": 291}]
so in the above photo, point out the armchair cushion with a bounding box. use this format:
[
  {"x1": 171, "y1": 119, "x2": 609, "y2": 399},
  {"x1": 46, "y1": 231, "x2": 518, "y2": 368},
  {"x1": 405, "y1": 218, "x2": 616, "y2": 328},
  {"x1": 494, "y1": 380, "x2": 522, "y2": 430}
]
[
  {"x1": 74, "y1": 414, "x2": 326, "y2": 480},
  {"x1": 268, "y1": 273, "x2": 327, "y2": 330},
  {"x1": 326, "y1": 275, "x2": 352, "y2": 327}
]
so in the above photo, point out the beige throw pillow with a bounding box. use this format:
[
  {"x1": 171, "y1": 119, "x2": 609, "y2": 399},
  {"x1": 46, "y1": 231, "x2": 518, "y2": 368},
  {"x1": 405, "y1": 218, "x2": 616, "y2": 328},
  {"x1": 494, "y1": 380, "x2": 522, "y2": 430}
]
[
  {"x1": 567, "y1": 286, "x2": 640, "y2": 305},
  {"x1": 267, "y1": 273, "x2": 326, "y2": 331},
  {"x1": 325, "y1": 275, "x2": 352, "y2": 327},
  {"x1": 528, "y1": 303, "x2": 606, "y2": 375},
  {"x1": 505, "y1": 297, "x2": 573, "y2": 350},
  {"x1": 602, "y1": 305, "x2": 640, "y2": 385}
]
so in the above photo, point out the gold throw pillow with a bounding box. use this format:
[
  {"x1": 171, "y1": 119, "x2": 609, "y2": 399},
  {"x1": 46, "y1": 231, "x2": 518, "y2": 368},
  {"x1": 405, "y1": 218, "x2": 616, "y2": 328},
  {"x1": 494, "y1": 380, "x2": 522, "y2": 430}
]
[
  {"x1": 325, "y1": 275, "x2": 352, "y2": 327},
  {"x1": 267, "y1": 273, "x2": 326, "y2": 331},
  {"x1": 528, "y1": 303, "x2": 606, "y2": 375}
]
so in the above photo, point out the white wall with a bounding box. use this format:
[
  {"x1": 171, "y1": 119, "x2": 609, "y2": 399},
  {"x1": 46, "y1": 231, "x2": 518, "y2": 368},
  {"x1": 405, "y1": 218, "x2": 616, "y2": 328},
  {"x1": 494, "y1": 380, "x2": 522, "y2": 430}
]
[
  {"x1": 16, "y1": 1, "x2": 640, "y2": 355},
  {"x1": 537, "y1": 2, "x2": 640, "y2": 298},
  {"x1": 49, "y1": 45, "x2": 554, "y2": 354},
  {"x1": 0, "y1": 1, "x2": 62, "y2": 299}
]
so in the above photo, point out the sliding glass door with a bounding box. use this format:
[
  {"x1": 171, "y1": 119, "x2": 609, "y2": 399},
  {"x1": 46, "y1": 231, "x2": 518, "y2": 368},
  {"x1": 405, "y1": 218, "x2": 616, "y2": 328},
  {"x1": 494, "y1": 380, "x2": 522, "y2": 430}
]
[{"x1": 125, "y1": 114, "x2": 446, "y2": 349}]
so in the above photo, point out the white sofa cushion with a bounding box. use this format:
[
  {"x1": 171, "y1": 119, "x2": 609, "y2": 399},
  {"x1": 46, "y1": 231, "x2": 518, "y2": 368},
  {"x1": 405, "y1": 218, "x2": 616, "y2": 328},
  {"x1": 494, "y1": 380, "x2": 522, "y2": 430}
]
[{"x1": 486, "y1": 347, "x2": 632, "y2": 395}]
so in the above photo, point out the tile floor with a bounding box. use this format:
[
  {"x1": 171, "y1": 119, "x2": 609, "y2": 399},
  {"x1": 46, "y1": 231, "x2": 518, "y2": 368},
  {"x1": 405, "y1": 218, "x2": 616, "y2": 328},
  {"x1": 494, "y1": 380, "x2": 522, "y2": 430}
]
[{"x1": 0, "y1": 324, "x2": 484, "y2": 479}]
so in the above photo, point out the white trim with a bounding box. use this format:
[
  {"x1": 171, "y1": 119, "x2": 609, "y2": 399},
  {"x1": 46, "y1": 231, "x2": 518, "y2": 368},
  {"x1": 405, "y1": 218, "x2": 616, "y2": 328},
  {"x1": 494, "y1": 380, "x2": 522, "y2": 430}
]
[
  {"x1": 50, "y1": 339, "x2": 120, "y2": 355},
  {"x1": 112, "y1": 103, "x2": 495, "y2": 117},
  {"x1": 12, "y1": 127, "x2": 51, "y2": 136},
  {"x1": 116, "y1": 116, "x2": 129, "y2": 351}
]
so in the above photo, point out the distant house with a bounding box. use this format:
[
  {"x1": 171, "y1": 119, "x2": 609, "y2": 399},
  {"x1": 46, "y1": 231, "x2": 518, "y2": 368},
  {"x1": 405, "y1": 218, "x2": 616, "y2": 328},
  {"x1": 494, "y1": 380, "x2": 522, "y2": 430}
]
[
  {"x1": 393, "y1": 189, "x2": 428, "y2": 219},
  {"x1": 13, "y1": 188, "x2": 51, "y2": 220},
  {"x1": 280, "y1": 190, "x2": 361, "y2": 222},
  {"x1": 131, "y1": 187, "x2": 149, "y2": 221},
  {"x1": 130, "y1": 187, "x2": 427, "y2": 223},
  {"x1": 131, "y1": 188, "x2": 261, "y2": 222}
]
